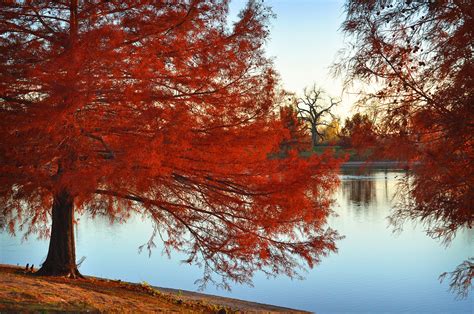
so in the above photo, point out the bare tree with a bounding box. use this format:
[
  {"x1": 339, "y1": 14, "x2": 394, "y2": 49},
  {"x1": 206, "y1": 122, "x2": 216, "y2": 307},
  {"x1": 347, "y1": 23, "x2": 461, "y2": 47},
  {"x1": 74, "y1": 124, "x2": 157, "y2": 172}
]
[{"x1": 295, "y1": 86, "x2": 339, "y2": 149}]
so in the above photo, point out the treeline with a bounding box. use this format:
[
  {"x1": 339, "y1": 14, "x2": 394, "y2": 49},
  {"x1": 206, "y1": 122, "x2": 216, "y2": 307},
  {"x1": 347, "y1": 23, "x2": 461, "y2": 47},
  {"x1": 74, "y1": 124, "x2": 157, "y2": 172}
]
[{"x1": 278, "y1": 88, "x2": 379, "y2": 161}]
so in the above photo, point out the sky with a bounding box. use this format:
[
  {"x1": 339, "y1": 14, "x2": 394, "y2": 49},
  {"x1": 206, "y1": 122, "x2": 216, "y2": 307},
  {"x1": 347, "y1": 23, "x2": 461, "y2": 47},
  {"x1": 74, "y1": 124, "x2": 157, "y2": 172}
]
[{"x1": 229, "y1": 0, "x2": 356, "y2": 119}]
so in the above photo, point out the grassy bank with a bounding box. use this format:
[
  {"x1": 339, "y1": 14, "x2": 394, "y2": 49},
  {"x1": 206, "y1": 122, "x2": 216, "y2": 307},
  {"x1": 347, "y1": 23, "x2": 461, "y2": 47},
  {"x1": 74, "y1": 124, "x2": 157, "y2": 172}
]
[{"x1": 0, "y1": 264, "x2": 307, "y2": 313}]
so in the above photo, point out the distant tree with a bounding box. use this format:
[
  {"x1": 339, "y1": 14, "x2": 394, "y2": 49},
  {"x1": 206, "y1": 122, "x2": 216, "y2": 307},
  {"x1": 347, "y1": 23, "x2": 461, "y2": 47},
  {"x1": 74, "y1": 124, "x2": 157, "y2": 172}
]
[
  {"x1": 322, "y1": 118, "x2": 341, "y2": 145},
  {"x1": 336, "y1": 0, "x2": 473, "y2": 296},
  {"x1": 294, "y1": 86, "x2": 339, "y2": 149},
  {"x1": 0, "y1": 1, "x2": 342, "y2": 287},
  {"x1": 339, "y1": 113, "x2": 377, "y2": 149}
]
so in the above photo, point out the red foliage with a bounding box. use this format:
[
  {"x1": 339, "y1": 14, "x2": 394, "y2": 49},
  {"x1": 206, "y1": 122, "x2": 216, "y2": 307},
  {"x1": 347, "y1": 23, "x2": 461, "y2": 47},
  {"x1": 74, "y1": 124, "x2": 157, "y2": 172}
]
[
  {"x1": 0, "y1": 1, "x2": 342, "y2": 287},
  {"x1": 337, "y1": 0, "x2": 473, "y2": 253},
  {"x1": 337, "y1": 0, "x2": 473, "y2": 297},
  {"x1": 339, "y1": 113, "x2": 377, "y2": 150},
  {"x1": 278, "y1": 105, "x2": 309, "y2": 154}
]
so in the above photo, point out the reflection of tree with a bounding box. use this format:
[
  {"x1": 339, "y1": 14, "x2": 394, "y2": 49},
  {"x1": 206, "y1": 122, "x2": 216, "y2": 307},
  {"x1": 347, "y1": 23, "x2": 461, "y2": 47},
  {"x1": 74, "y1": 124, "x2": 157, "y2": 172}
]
[
  {"x1": 0, "y1": 211, "x2": 5, "y2": 230},
  {"x1": 342, "y1": 178, "x2": 376, "y2": 206}
]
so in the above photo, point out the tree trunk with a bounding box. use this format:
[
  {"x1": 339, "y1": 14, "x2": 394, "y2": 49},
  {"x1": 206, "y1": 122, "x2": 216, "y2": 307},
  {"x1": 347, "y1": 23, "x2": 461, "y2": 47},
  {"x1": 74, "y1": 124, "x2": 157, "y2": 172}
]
[
  {"x1": 311, "y1": 126, "x2": 318, "y2": 149},
  {"x1": 35, "y1": 189, "x2": 82, "y2": 278}
]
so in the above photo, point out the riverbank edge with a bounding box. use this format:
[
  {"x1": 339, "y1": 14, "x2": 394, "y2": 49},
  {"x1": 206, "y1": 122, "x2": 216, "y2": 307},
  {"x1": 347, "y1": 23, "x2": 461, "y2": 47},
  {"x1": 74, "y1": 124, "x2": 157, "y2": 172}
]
[
  {"x1": 0, "y1": 264, "x2": 310, "y2": 313},
  {"x1": 341, "y1": 160, "x2": 417, "y2": 169}
]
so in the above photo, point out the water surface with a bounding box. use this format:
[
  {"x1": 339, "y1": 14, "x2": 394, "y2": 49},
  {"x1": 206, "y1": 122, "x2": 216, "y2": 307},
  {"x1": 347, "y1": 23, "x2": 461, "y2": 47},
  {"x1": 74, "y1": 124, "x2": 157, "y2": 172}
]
[{"x1": 1, "y1": 170, "x2": 472, "y2": 313}]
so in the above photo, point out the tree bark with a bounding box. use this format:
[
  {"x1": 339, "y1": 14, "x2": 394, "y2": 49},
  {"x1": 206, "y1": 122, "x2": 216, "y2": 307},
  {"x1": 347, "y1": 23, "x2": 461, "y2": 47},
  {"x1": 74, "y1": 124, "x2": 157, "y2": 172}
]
[
  {"x1": 35, "y1": 189, "x2": 82, "y2": 278},
  {"x1": 311, "y1": 126, "x2": 318, "y2": 148}
]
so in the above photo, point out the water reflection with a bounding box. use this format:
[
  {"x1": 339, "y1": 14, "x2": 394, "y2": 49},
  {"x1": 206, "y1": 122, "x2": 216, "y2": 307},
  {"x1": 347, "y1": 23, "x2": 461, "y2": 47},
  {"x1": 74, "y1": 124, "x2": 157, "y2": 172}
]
[
  {"x1": 0, "y1": 211, "x2": 5, "y2": 229},
  {"x1": 341, "y1": 175, "x2": 376, "y2": 206},
  {"x1": 338, "y1": 169, "x2": 402, "y2": 224}
]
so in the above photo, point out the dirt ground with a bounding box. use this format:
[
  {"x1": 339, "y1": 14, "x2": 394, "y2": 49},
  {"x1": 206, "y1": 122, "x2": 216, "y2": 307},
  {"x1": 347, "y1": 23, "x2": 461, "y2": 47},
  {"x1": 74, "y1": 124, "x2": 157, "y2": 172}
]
[{"x1": 0, "y1": 264, "x2": 308, "y2": 313}]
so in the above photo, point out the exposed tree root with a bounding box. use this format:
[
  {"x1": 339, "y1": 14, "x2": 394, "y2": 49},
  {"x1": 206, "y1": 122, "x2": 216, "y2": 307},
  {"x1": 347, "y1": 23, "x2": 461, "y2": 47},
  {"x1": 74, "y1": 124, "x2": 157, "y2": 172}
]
[{"x1": 34, "y1": 264, "x2": 84, "y2": 279}]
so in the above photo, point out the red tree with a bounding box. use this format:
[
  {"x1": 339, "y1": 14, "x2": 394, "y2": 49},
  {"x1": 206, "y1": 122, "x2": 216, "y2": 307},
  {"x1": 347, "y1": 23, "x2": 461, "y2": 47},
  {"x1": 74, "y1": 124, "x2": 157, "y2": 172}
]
[
  {"x1": 278, "y1": 104, "x2": 308, "y2": 154},
  {"x1": 336, "y1": 0, "x2": 473, "y2": 296},
  {"x1": 0, "y1": 1, "x2": 341, "y2": 287},
  {"x1": 339, "y1": 113, "x2": 377, "y2": 149}
]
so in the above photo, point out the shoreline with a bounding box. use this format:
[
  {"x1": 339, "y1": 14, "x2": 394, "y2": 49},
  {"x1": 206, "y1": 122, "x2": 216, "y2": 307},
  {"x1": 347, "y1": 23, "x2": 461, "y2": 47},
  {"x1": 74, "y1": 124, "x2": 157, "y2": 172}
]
[
  {"x1": 341, "y1": 160, "x2": 416, "y2": 169},
  {"x1": 0, "y1": 264, "x2": 309, "y2": 313},
  {"x1": 155, "y1": 286, "x2": 309, "y2": 313}
]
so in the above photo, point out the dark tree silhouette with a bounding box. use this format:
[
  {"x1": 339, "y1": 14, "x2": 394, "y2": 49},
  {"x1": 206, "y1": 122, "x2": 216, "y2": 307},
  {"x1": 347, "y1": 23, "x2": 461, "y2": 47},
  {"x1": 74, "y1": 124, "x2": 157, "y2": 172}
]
[{"x1": 295, "y1": 86, "x2": 339, "y2": 149}]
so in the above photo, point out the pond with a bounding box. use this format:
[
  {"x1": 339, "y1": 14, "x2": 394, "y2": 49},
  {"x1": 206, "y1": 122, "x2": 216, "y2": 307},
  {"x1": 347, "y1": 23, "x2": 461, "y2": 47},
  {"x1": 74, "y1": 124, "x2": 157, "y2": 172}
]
[{"x1": 1, "y1": 170, "x2": 472, "y2": 313}]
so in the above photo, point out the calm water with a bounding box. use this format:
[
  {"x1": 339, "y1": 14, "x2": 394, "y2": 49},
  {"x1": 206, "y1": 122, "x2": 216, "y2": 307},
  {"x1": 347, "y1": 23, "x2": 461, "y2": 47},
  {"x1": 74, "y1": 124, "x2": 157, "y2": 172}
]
[{"x1": 1, "y1": 170, "x2": 472, "y2": 313}]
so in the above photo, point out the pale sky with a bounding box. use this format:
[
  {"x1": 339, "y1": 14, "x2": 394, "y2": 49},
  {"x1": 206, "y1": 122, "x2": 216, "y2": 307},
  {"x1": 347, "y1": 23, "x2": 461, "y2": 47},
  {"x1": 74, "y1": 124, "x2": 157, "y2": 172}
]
[{"x1": 229, "y1": 0, "x2": 356, "y2": 119}]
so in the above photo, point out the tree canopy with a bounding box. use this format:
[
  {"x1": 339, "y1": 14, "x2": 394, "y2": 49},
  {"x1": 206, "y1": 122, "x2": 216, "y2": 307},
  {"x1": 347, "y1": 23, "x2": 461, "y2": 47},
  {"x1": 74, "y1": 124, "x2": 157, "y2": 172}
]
[
  {"x1": 0, "y1": 0, "x2": 342, "y2": 288},
  {"x1": 336, "y1": 0, "x2": 473, "y2": 297},
  {"x1": 339, "y1": 113, "x2": 377, "y2": 149},
  {"x1": 336, "y1": 0, "x2": 473, "y2": 242}
]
